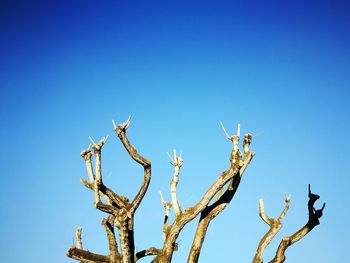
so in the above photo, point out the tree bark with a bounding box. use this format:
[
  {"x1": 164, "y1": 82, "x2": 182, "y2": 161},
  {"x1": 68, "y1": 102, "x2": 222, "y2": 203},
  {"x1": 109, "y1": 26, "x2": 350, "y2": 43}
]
[
  {"x1": 187, "y1": 133, "x2": 254, "y2": 263},
  {"x1": 252, "y1": 195, "x2": 290, "y2": 263}
]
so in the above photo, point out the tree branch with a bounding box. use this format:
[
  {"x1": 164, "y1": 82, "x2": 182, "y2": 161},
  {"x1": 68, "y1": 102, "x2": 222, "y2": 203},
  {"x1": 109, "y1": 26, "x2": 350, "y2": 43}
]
[
  {"x1": 187, "y1": 133, "x2": 254, "y2": 263},
  {"x1": 114, "y1": 117, "x2": 151, "y2": 216},
  {"x1": 80, "y1": 178, "x2": 128, "y2": 209},
  {"x1": 169, "y1": 149, "x2": 183, "y2": 217},
  {"x1": 135, "y1": 247, "x2": 160, "y2": 262},
  {"x1": 75, "y1": 227, "x2": 83, "y2": 249},
  {"x1": 70, "y1": 119, "x2": 154, "y2": 263},
  {"x1": 269, "y1": 185, "x2": 325, "y2": 263},
  {"x1": 160, "y1": 191, "x2": 172, "y2": 241},
  {"x1": 67, "y1": 247, "x2": 110, "y2": 262},
  {"x1": 80, "y1": 146, "x2": 94, "y2": 183},
  {"x1": 252, "y1": 195, "x2": 290, "y2": 263},
  {"x1": 92, "y1": 136, "x2": 109, "y2": 185},
  {"x1": 102, "y1": 216, "x2": 121, "y2": 262},
  {"x1": 153, "y1": 167, "x2": 241, "y2": 262},
  {"x1": 153, "y1": 126, "x2": 253, "y2": 262}
]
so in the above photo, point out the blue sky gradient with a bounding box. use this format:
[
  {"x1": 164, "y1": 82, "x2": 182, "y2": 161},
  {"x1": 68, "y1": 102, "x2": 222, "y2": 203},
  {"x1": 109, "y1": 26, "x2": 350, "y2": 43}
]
[{"x1": 1, "y1": 1, "x2": 349, "y2": 262}]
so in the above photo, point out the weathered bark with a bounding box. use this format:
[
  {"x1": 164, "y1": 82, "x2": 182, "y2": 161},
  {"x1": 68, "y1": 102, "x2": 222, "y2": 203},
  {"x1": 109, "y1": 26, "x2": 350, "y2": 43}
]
[
  {"x1": 150, "y1": 164, "x2": 241, "y2": 263},
  {"x1": 67, "y1": 247, "x2": 110, "y2": 262},
  {"x1": 187, "y1": 133, "x2": 254, "y2": 263},
  {"x1": 114, "y1": 117, "x2": 151, "y2": 216},
  {"x1": 112, "y1": 117, "x2": 151, "y2": 263},
  {"x1": 269, "y1": 185, "x2": 325, "y2": 263},
  {"x1": 102, "y1": 216, "x2": 121, "y2": 262}
]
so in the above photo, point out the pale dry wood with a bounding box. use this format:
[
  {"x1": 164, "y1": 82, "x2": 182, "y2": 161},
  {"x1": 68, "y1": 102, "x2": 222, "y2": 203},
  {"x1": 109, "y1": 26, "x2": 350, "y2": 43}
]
[
  {"x1": 159, "y1": 191, "x2": 172, "y2": 241},
  {"x1": 169, "y1": 149, "x2": 183, "y2": 217},
  {"x1": 152, "y1": 165, "x2": 243, "y2": 262},
  {"x1": 152, "y1": 126, "x2": 253, "y2": 263},
  {"x1": 252, "y1": 195, "x2": 290, "y2": 263},
  {"x1": 88, "y1": 137, "x2": 119, "y2": 216},
  {"x1": 220, "y1": 121, "x2": 230, "y2": 139},
  {"x1": 92, "y1": 137, "x2": 107, "y2": 184},
  {"x1": 75, "y1": 227, "x2": 83, "y2": 249},
  {"x1": 81, "y1": 146, "x2": 94, "y2": 182},
  {"x1": 187, "y1": 132, "x2": 254, "y2": 263}
]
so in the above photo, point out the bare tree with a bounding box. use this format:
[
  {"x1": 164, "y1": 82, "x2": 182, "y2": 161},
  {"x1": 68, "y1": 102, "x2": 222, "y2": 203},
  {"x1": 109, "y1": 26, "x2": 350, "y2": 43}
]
[{"x1": 67, "y1": 118, "x2": 325, "y2": 263}]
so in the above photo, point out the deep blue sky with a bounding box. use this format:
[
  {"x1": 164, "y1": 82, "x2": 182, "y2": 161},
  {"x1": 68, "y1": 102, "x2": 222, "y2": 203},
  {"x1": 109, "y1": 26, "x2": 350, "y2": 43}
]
[{"x1": 1, "y1": 1, "x2": 349, "y2": 262}]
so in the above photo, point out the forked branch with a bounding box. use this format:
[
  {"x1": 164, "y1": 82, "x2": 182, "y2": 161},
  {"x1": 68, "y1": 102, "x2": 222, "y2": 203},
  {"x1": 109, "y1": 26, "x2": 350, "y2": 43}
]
[
  {"x1": 269, "y1": 185, "x2": 325, "y2": 263},
  {"x1": 160, "y1": 191, "x2": 172, "y2": 241},
  {"x1": 187, "y1": 126, "x2": 254, "y2": 263},
  {"x1": 168, "y1": 149, "x2": 183, "y2": 217},
  {"x1": 252, "y1": 194, "x2": 290, "y2": 263},
  {"x1": 68, "y1": 117, "x2": 152, "y2": 263},
  {"x1": 113, "y1": 116, "x2": 151, "y2": 216}
]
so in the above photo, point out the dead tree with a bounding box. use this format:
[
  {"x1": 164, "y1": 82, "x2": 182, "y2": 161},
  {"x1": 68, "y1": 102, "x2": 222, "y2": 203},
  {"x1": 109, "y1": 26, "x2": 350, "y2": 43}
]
[
  {"x1": 251, "y1": 184, "x2": 325, "y2": 263},
  {"x1": 66, "y1": 118, "x2": 324, "y2": 263}
]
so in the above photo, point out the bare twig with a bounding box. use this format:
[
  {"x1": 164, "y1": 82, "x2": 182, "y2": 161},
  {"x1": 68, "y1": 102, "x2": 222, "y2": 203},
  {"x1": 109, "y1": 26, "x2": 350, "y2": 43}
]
[
  {"x1": 112, "y1": 119, "x2": 117, "y2": 129},
  {"x1": 220, "y1": 121, "x2": 230, "y2": 139},
  {"x1": 88, "y1": 136, "x2": 96, "y2": 145}
]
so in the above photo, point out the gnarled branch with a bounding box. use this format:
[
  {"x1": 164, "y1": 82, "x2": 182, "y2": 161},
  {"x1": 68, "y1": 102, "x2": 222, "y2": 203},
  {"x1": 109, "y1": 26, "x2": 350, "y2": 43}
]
[
  {"x1": 187, "y1": 132, "x2": 254, "y2": 263},
  {"x1": 67, "y1": 247, "x2": 110, "y2": 262},
  {"x1": 269, "y1": 185, "x2": 325, "y2": 263},
  {"x1": 114, "y1": 116, "x2": 151, "y2": 216}
]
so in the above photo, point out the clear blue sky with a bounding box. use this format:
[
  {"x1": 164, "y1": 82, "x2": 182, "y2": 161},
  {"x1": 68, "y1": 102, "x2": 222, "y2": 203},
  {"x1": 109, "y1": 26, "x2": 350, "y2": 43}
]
[{"x1": 1, "y1": 1, "x2": 349, "y2": 262}]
